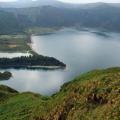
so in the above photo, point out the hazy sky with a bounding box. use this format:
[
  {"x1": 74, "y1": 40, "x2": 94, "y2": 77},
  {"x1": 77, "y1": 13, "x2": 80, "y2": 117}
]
[
  {"x1": 59, "y1": 0, "x2": 120, "y2": 3},
  {"x1": 0, "y1": 0, "x2": 120, "y2": 3}
]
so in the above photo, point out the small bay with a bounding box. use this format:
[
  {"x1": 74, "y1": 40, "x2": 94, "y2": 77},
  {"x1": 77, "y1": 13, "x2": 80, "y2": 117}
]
[{"x1": 1, "y1": 28, "x2": 120, "y2": 95}]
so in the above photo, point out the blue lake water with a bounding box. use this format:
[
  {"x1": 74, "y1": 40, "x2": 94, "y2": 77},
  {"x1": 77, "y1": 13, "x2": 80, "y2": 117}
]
[{"x1": 0, "y1": 28, "x2": 120, "y2": 95}]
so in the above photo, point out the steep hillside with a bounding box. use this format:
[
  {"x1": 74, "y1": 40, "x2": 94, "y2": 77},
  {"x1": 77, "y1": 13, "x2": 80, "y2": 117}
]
[
  {"x1": 0, "y1": 67, "x2": 120, "y2": 120},
  {"x1": 1, "y1": 4, "x2": 120, "y2": 33},
  {"x1": 0, "y1": 10, "x2": 22, "y2": 34}
]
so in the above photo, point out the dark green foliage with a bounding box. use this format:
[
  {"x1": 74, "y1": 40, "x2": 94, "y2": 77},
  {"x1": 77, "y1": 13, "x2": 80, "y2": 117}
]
[
  {"x1": 0, "y1": 71, "x2": 12, "y2": 80},
  {"x1": 0, "y1": 85, "x2": 18, "y2": 93},
  {"x1": 0, "y1": 55, "x2": 66, "y2": 69},
  {"x1": 0, "y1": 85, "x2": 18, "y2": 102}
]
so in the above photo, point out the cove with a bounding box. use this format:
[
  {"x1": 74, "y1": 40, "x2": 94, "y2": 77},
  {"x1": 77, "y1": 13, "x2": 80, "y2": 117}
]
[{"x1": 1, "y1": 28, "x2": 120, "y2": 96}]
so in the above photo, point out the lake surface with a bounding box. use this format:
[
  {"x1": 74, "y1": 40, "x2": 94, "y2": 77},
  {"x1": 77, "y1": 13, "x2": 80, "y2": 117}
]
[{"x1": 1, "y1": 28, "x2": 120, "y2": 96}]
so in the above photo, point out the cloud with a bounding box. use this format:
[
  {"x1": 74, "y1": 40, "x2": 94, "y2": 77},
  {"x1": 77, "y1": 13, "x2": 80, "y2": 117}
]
[
  {"x1": 0, "y1": 0, "x2": 16, "y2": 2},
  {"x1": 58, "y1": 0, "x2": 120, "y2": 3},
  {"x1": 0, "y1": 0, "x2": 120, "y2": 3}
]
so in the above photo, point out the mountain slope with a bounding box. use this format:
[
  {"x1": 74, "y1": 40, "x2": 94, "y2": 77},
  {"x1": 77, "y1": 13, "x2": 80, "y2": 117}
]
[
  {"x1": 0, "y1": 1, "x2": 120, "y2": 8},
  {"x1": 0, "y1": 67, "x2": 120, "y2": 120},
  {"x1": 0, "y1": 10, "x2": 22, "y2": 34},
  {"x1": 1, "y1": 4, "x2": 120, "y2": 33}
]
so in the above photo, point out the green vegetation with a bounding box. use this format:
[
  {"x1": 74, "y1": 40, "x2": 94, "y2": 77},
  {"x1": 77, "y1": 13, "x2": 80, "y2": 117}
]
[
  {"x1": 26, "y1": 27, "x2": 59, "y2": 35},
  {"x1": 0, "y1": 71, "x2": 12, "y2": 80},
  {"x1": 1, "y1": 5, "x2": 120, "y2": 33},
  {"x1": 0, "y1": 10, "x2": 21, "y2": 34},
  {"x1": 0, "y1": 33, "x2": 66, "y2": 69},
  {"x1": 0, "y1": 35, "x2": 31, "y2": 53},
  {"x1": 0, "y1": 67, "x2": 120, "y2": 120},
  {"x1": 0, "y1": 55, "x2": 66, "y2": 69},
  {"x1": 0, "y1": 85, "x2": 18, "y2": 102}
]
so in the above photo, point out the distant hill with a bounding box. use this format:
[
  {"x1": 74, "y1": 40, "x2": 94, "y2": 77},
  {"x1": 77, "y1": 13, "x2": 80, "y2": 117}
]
[
  {"x1": 0, "y1": 10, "x2": 21, "y2": 34},
  {"x1": 0, "y1": 0, "x2": 120, "y2": 8},
  {"x1": 1, "y1": 3, "x2": 120, "y2": 33},
  {"x1": 0, "y1": 67, "x2": 120, "y2": 119},
  {"x1": 0, "y1": 0, "x2": 62, "y2": 8}
]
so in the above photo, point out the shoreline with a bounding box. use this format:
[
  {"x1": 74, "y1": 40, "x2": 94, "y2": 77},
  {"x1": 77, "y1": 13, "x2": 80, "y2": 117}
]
[
  {"x1": 0, "y1": 34, "x2": 66, "y2": 70},
  {"x1": 0, "y1": 65, "x2": 66, "y2": 70},
  {"x1": 27, "y1": 65, "x2": 66, "y2": 70}
]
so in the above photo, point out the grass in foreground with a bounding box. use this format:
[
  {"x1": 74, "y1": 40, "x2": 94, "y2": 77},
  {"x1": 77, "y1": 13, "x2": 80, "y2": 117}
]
[{"x1": 0, "y1": 67, "x2": 120, "y2": 120}]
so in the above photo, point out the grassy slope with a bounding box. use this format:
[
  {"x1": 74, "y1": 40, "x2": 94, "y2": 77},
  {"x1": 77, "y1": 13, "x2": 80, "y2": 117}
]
[{"x1": 0, "y1": 67, "x2": 120, "y2": 120}]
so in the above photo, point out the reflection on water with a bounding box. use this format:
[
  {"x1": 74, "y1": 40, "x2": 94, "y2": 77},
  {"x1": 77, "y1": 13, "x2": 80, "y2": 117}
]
[
  {"x1": 0, "y1": 69, "x2": 65, "y2": 95},
  {"x1": 1, "y1": 29, "x2": 120, "y2": 95}
]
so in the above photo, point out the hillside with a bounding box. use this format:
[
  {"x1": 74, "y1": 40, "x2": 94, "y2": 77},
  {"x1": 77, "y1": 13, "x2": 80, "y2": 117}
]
[
  {"x1": 0, "y1": 10, "x2": 22, "y2": 34},
  {"x1": 1, "y1": 4, "x2": 120, "y2": 34},
  {"x1": 0, "y1": 67, "x2": 120, "y2": 120}
]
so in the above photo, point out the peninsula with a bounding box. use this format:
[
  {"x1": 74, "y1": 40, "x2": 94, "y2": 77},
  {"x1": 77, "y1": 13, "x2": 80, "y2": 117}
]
[{"x1": 0, "y1": 55, "x2": 66, "y2": 69}]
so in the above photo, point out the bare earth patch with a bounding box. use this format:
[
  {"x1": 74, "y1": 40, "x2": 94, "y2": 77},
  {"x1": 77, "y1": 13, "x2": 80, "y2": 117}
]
[{"x1": 8, "y1": 44, "x2": 17, "y2": 48}]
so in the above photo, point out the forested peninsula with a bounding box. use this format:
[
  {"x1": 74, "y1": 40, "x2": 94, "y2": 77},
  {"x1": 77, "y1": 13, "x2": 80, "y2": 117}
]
[{"x1": 0, "y1": 55, "x2": 66, "y2": 69}]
